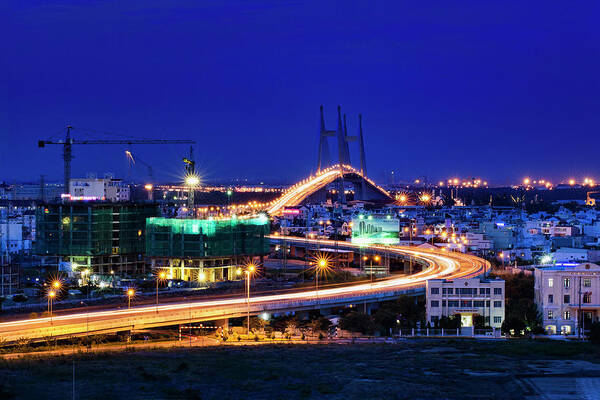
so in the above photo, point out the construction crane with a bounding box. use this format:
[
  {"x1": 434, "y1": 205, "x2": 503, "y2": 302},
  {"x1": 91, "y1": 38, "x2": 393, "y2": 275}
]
[
  {"x1": 182, "y1": 145, "x2": 195, "y2": 175},
  {"x1": 39, "y1": 126, "x2": 195, "y2": 191},
  {"x1": 125, "y1": 150, "x2": 154, "y2": 182}
]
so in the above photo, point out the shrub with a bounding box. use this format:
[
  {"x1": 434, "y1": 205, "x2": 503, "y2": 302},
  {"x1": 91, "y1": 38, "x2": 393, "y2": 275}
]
[
  {"x1": 12, "y1": 294, "x2": 28, "y2": 303},
  {"x1": 318, "y1": 333, "x2": 324, "y2": 340}
]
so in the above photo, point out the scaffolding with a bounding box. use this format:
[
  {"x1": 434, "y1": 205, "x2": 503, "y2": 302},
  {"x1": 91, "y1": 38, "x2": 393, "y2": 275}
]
[{"x1": 35, "y1": 203, "x2": 158, "y2": 256}]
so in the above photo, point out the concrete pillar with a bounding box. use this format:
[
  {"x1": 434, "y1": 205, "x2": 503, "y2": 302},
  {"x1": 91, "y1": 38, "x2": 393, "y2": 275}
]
[{"x1": 215, "y1": 318, "x2": 229, "y2": 332}]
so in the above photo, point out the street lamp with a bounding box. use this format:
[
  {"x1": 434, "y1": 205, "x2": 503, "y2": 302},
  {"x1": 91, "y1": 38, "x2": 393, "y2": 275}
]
[
  {"x1": 244, "y1": 262, "x2": 257, "y2": 334},
  {"x1": 312, "y1": 255, "x2": 332, "y2": 301},
  {"x1": 155, "y1": 270, "x2": 167, "y2": 312},
  {"x1": 126, "y1": 288, "x2": 135, "y2": 309},
  {"x1": 47, "y1": 290, "x2": 56, "y2": 324}
]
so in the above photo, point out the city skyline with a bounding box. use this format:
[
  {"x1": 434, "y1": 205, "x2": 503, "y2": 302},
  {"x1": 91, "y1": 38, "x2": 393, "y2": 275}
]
[{"x1": 2, "y1": 2, "x2": 599, "y2": 184}]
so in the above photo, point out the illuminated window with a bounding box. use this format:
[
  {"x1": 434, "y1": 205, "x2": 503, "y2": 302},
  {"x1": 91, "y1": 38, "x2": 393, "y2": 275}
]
[
  {"x1": 584, "y1": 279, "x2": 591, "y2": 288},
  {"x1": 563, "y1": 311, "x2": 571, "y2": 320},
  {"x1": 548, "y1": 310, "x2": 554, "y2": 319},
  {"x1": 563, "y1": 278, "x2": 570, "y2": 288},
  {"x1": 548, "y1": 278, "x2": 554, "y2": 288}
]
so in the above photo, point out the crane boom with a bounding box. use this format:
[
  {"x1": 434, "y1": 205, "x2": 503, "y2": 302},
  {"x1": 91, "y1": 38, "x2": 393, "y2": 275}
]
[
  {"x1": 39, "y1": 126, "x2": 195, "y2": 193},
  {"x1": 39, "y1": 139, "x2": 193, "y2": 146}
]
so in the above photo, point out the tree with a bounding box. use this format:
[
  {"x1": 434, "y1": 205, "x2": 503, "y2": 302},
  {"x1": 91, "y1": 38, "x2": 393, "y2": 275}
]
[
  {"x1": 439, "y1": 315, "x2": 461, "y2": 329},
  {"x1": 505, "y1": 298, "x2": 542, "y2": 331},
  {"x1": 248, "y1": 316, "x2": 268, "y2": 331},
  {"x1": 308, "y1": 317, "x2": 331, "y2": 334},
  {"x1": 501, "y1": 316, "x2": 526, "y2": 336},
  {"x1": 588, "y1": 322, "x2": 600, "y2": 345},
  {"x1": 498, "y1": 272, "x2": 543, "y2": 333},
  {"x1": 373, "y1": 306, "x2": 398, "y2": 333},
  {"x1": 396, "y1": 295, "x2": 425, "y2": 328},
  {"x1": 473, "y1": 315, "x2": 486, "y2": 329},
  {"x1": 339, "y1": 312, "x2": 375, "y2": 335}
]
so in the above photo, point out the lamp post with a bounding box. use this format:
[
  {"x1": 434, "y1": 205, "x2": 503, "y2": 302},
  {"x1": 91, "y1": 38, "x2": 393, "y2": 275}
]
[
  {"x1": 80, "y1": 301, "x2": 89, "y2": 340},
  {"x1": 245, "y1": 263, "x2": 256, "y2": 334},
  {"x1": 314, "y1": 257, "x2": 330, "y2": 302},
  {"x1": 155, "y1": 271, "x2": 167, "y2": 312},
  {"x1": 373, "y1": 255, "x2": 381, "y2": 286},
  {"x1": 48, "y1": 290, "x2": 56, "y2": 324},
  {"x1": 127, "y1": 288, "x2": 135, "y2": 309}
]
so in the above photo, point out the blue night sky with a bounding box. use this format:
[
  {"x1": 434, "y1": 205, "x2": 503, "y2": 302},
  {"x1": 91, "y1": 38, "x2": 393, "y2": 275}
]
[{"x1": 1, "y1": 1, "x2": 599, "y2": 185}]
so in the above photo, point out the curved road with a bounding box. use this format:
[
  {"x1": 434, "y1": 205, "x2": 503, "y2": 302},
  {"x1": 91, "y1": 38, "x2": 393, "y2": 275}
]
[{"x1": 0, "y1": 237, "x2": 489, "y2": 342}]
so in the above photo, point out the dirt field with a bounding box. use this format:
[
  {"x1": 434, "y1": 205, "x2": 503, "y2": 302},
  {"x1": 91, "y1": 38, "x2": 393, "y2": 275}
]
[{"x1": 1, "y1": 339, "x2": 599, "y2": 399}]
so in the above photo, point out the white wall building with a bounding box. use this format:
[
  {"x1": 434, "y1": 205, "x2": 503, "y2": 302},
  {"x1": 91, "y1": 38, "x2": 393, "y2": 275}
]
[
  {"x1": 68, "y1": 178, "x2": 130, "y2": 202},
  {"x1": 534, "y1": 263, "x2": 600, "y2": 335},
  {"x1": 553, "y1": 248, "x2": 589, "y2": 263},
  {"x1": 0, "y1": 220, "x2": 30, "y2": 254},
  {"x1": 426, "y1": 278, "x2": 505, "y2": 329}
]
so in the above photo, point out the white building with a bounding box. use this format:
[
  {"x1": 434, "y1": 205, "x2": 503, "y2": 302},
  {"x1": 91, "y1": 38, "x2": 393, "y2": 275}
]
[
  {"x1": 426, "y1": 278, "x2": 505, "y2": 328},
  {"x1": 68, "y1": 178, "x2": 130, "y2": 202},
  {"x1": 534, "y1": 263, "x2": 600, "y2": 335},
  {"x1": 0, "y1": 219, "x2": 31, "y2": 254},
  {"x1": 552, "y1": 248, "x2": 589, "y2": 263}
]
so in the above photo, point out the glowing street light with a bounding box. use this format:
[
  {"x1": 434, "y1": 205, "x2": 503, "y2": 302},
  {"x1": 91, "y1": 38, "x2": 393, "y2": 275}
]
[
  {"x1": 311, "y1": 253, "x2": 333, "y2": 302},
  {"x1": 244, "y1": 262, "x2": 257, "y2": 334},
  {"x1": 47, "y1": 290, "x2": 56, "y2": 323},
  {"x1": 155, "y1": 270, "x2": 167, "y2": 312},
  {"x1": 126, "y1": 288, "x2": 135, "y2": 309}
]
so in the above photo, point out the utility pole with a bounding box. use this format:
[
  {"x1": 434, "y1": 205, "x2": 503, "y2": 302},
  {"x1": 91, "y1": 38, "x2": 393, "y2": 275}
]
[{"x1": 578, "y1": 276, "x2": 582, "y2": 340}]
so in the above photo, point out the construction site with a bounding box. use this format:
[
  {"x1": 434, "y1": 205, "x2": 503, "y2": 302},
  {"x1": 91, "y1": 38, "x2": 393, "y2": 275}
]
[{"x1": 146, "y1": 214, "x2": 270, "y2": 282}]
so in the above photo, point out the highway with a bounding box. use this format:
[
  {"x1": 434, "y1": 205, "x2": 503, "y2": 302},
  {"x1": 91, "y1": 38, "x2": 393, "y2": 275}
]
[{"x1": 0, "y1": 237, "x2": 489, "y2": 342}]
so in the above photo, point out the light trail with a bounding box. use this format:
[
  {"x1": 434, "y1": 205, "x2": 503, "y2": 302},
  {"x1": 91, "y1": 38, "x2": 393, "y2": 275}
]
[
  {"x1": 264, "y1": 164, "x2": 391, "y2": 215},
  {"x1": 0, "y1": 237, "x2": 489, "y2": 341}
]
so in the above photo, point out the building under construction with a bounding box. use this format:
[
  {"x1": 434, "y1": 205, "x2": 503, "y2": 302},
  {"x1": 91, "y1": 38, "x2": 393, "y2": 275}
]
[
  {"x1": 35, "y1": 203, "x2": 159, "y2": 275},
  {"x1": 145, "y1": 214, "x2": 270, "y2": 282}
]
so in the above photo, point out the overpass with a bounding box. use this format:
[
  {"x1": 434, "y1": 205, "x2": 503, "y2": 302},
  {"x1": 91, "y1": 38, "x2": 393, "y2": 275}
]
[
  {"x1": 265, "y1": 164, "x2": 391, "y2": 215},
  {"x1": 0, "y1": 237, "x2": 489, "y2": 342}
]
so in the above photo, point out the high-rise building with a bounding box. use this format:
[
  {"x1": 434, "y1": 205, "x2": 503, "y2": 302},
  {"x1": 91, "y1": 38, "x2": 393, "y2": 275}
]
[{"x1": 35, "y1": 203, "x2": 158, "y2": 275}]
